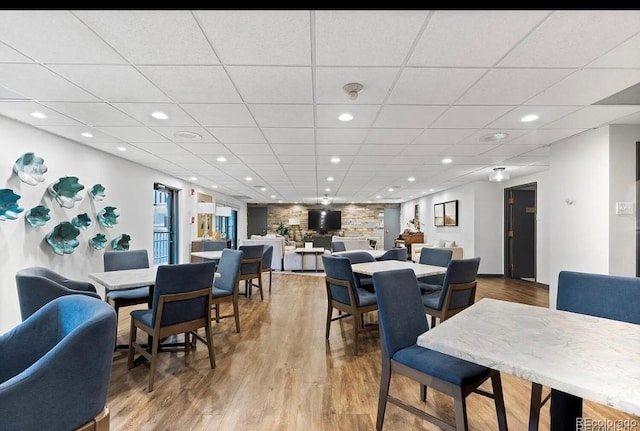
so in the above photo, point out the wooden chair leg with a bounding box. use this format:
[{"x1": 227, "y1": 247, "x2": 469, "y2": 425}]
[
  {"x1": 127, "y1": 319, "x2": 137, "y2": 369},
  {"x1": 268, "y1": 269, "x2": 272, "y2": 293},
  {"x1": 257, "y1": 276, "x2": 264, "y2": 301},
  {"x1": 376, "y1": 361, "x2": 391, "y2": 431},
  {"x1": 453, "y1": 389, "x2": 469, "y2": 431},
  {"x1": 529, "y1": 382, "x2": 544, "y2": 431},
  {"x1": 491, "y1": 371, "x2": 509, "y2": 431},
  {"x1": 184, "y1": 332, "x2": 189, "y2": 354},
  {"x1": 148, "y1": 334, "x2": 160, "y2": 392},
  {"x1": 430, "y1": 315, "x2": 436, "y2": 328},
  {"x1": 204, "y1": 324, "x2": 216, "y2": 369},
  {"x1": 420, "y1": 384, "x2": 428, "y2": 402},
  {"x1": 352, "y1": 309, "x2": 360, "y2": 356},
  {"x1": 325, "y1": 304, "x2": 332, "y2": 340},
  {"x1": 233, "y1": 297, "x2": 240, "y2": 333},
  {"x1": 215, "y1": 304, "x2": 220, "y2": 323}
]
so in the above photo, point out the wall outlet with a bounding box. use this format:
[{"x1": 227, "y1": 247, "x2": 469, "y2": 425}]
[{"x1": 615, "y1": 202, "x2": 634, "y2": 215}]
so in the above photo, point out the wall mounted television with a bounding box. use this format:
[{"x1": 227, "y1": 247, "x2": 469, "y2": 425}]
[{"x1": 308, "y1": 210, "x2": 341, "y2": 233}]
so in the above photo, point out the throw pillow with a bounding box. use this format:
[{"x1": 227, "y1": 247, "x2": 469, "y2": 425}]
[
  {"x1": 444, "y1": 240, "x2": 456, "y2": 247},
  {"x1": 432, "y1": 239, "x2": 442, "y2": 247}
]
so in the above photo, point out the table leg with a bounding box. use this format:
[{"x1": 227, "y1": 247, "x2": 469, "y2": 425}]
[{"x1": 550, "y1": 389, "x2": 582, "y2": 431}]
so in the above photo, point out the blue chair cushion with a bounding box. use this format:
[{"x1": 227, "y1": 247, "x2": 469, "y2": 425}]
[
  {"x1": 130, "y1": 309, "x2": 153, "y2": 328},
  {"x1": 357, "y1": 288, "x2": 377, "y2": 307},
  {"x1": 393, "y1": 345, "x2": 490, "y2": 386},
  {"x1": 418, "y1": 282, "x2": 442, "y2": 293},
  {"x1": 107, "y1": 286, "x2": 149, "y2": 301},
  {"x1": 421, "y1": 290, "x2": 441, "y2": 309},
  {"x1": 212, "y1": 287, "x2": 232, "y2": 298},
  {"x1": 331, "y1": 286, "x2": 377, "y2": 307}
]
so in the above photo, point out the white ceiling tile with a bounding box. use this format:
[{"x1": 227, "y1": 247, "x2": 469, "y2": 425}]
[
  {"x1": 459, "y1": 68, "x2": 574, "y2": 105},
  {"x1": 316, "y1": 104, "x2": 379, "y2": 128},
  {"x1": 277, "y1": 155, "x2": 316, "y2": 164},
  {"x1": 131, "y1": 142, "x2": 191, "y2": 155},
  {"x1": 0, "y1": 41, "x2": 31, "y2": 62},
  {"x1": 525, "y1": 69, "x2": 640, "y2": 106},
  {"x1": 0, "y1": 11, "x2": 125, "y2": 64},
  {"x1": 488, "y1": 106, "x2": 580, "y2": 129},
  {"x1": 0, "y1": 101, "x2": 81, "y2": 126},
  {"x1": 262, "y1": 128, "x2": 314, "y2": 144},
  {"x1": 112, "y1": 103, "x2": 198, "y2": 127},
  {"x1": 316, "y1": 128, "x2": 368, "y2": 143},
  {"x1": 506, "y1": 155, "x2": 550, "y2": 166},
  {"x1": 361, "y1": 145, "x2": 407, "y2": 156},
  {"x1": 409, "y1": 10, "x2": 548, "y2": 66},
  {"x1": 43, "y1": 102, "x2": 140, "y2": 126},
  {"x1": 179, "y1": 143, "x2": 228, "y2": 155},
  {"x1": 227, "y1": 66, "x2": 311, "y2": 103},
  {"x1": 499, "y1": 10, "x2": 640, "y2": 67},
  {"x1": 207, "y1": 127, "x2": 265, "y2": 143},
  {"x1": 139, "y1": 66, "x2": 240, "y2": 103},
  {"x1": 270, "y1": 144, "x2": 314, "y2": 156},
  {"x1": 225, "y1": 143, "x2": 274, "y2": 155},
  {"x1": 365, "y1": 129, "x2": 422, "y2": 144},
  {"x1": 249, "y1": 104, "x2": 313, "y2": 127},
  {"x1": 181, "y1": 104, "x2": 256, "y2": 127},
  {"x1": 543, "y1": 106, "x2": 640, "y2": 129},
  {"x1": 482, "y1": 145, "x2": 542, "y2": 157},
  {"x1": 195, "y1": 10, "x2": 310, "y2": 65},
  {"x1": 151, "y1": 127, "x2": 218, "y2": 143},
  {"x1": 431, "y1": 106, "x2": 514, "y2": 128},
  {"x1": 612, "y1": 111, "x2": 640, "y2": 125},
  {"x1": 39, "y1": 125, "x2": 122, "y2": 143},
  {"x1": 315, "y1": 67, "x2": 399, "y2": 104},
  {"x1": 316, "y1": 145, "x2": 360, "y2": 156},
  {"x1": 75, "y1": 10, "x2": 219, "y2": 65},
  {"x1": 315, "y1": 10, "x2": 428, "y2": 65},
  {"x1": 51, "y1": 65, "x2": 170, "y2": 103},
  {"x1": 94, "y1": 126, "x2": 168, "y2": 142},
  {"x1": 0, "y1": 84, "x2": 27, "y2": 100},
  {"x1": 588, "y1": 33, "x2": 640, "y2": 68},
  {"x1": 0, "y1": 64, "x2": 97, "y2": 101},
  {"x1": 374, "y1": 105, "x2": 448, "y2": 128},
  {"x1": 502, "y1": 129, "x2": 586, "y2": 147},
  {"x1": 412, "y1": 129, "x2": 475, "y2": 145},
  {"x1": 388, "y1": 68, "x2": 486, "y2": 104},
  {"x1": 237, "y1": 154, "x2": 279, "y2": 164},
  {"x1": 283, "y1": 164, "x2": 315, "y2": 172}
]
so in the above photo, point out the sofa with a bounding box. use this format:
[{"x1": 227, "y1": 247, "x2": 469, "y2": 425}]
[
  {"x1": 283, "y1": 248, "x2": 330, "y2": 271},
  {"x1": 331, "y1": 236, "x2": 372, "y2": 251},
  {"x1": 240, "y1": 235, "x2": 287, "y2": 270},
  {"x1": 411, "y1": 242, "x2": 464, "y2": 262}
]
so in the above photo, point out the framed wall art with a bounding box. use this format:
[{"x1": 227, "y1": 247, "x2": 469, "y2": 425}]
[
  {"x1": 434, "y1": 203, "x2": 444, "y2": 226},
  {"x1": 444, "y1": 200, "x2": 458, "y2": 226}
]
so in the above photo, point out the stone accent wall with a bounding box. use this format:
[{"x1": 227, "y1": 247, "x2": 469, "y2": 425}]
[{"x1": 260, "y1": 203, "x2": 396, "y2": 246}]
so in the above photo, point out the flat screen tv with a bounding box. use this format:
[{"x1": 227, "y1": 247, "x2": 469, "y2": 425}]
[{"x1": 308, "y1": 210, "x2": 341, "y2": 233}]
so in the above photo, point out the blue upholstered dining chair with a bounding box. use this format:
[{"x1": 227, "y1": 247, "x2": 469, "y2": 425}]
[
  {"x1": 0, "y1": 295, "x2": 116, "y2": 431},
  {"x1": 528, "y1": 270, "x2": 640, "y2": 431},
  {"x1": 372, "y1": 268, "x2": 508, "y2": 431},
  {"x1": 337, "y1": 250, "x2": 376, "y2": 290},
  {"x1": 261, "y1": 244, "x2": 274, "y2": 293},
  {"x1": 202, "y1": 240, "x2": 228, "y2": 251},
  {"x1": 15, "y1": 266, "x2": 101, "y2": 320},
  {"x1": 103, "y1": 249, "x2": 151, "y2": 325},
  {"x1": 418, "y1": 247, "x2": 453, "y2": 292},
  {"x1": 421, "y1": 257, "x2": 480, "y2": 328},
  {"x1": 238, "y1": 244, "x2": 264, "y2": 300},
  {"x1": 322, "y1": 255, "x2": 378, "y2": 356},
  {"x1": 128, "y1": 261, "x2": 217, "y2": 392},
  {"x1": 331, "y1": 241, "x2": 346, "y2": 252},
  {"x1": 380, "y1": 247, "x2": 407, "y2": 261},
  {"x1": 212, "y1": 249, "x2": 243, "y2": 333}
]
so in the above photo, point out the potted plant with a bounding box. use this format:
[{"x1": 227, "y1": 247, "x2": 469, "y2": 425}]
[{"x1": 275, "y1": 221, "x2": 289, "y2": 237}]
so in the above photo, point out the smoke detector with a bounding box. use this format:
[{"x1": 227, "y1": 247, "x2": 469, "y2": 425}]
[{"x1": 343, "y1": 82, "x2": 364, "y2": 100}]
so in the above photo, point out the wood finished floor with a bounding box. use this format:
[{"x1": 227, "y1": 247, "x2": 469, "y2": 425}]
[{"x1": 107, "y1": 275, "x2": 638, "y2": 430}]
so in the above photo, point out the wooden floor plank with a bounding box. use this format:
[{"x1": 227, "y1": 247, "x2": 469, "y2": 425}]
[{"x1": 107, "y1": 274, "x2": 637, "y2": 430}]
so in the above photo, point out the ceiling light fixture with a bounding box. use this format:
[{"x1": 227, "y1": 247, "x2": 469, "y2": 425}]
[
  {"x1": 151, "y1": 111, "x2": 169, "y2": 120},
  {"x1": 343, "y1": 82, "x2": 364, "y2": 100},
  {"x1": 521, "y1": 114, "x2": 539, "y2": 123},
  {"x1": 330, "y1": 157, "x2": 341, "y2": 164},
  {"x1": 388, "y1": 188, "x2": 394, "y2": 192},
  {"x1": 408, "y1": 177, "x2": 415, "y2": 182},
  {"x1": 338, "y1": 113, "x2": 353, "y2": 122},
  {"x1": 481, "y1": 132, "x2": 509, "y2": 142},
  {"x1": 31, "y1": 112, "x2": 47, "y2": 119},
  {"x1": 189, "y1": 176, "x2": 197, "y2": 181},
  {"x1": 327, "y1": 176, "x2": 334, "y2": 182},
  {"x1": 271, "y1": 195, "x2": 276, "y2": 199},
  {"x1": 325, "y1": 188, "x2": 331, "y2": 192},
  {"x1": 376, "y1": 195, "x2": 381, "y2": 199},
  {"x1": 489, "y1": 167, "x2": 510, "y2": 182},
  {"x1": 212, "y1": 185, "x2": 218, "y2": 188},
  {"x1": 278, "y1": 200, "x2": 282, "y2": 203},
  {"x1": 81, "y1": 132, "x2": 93, "y2": 138},
  {"x1": 322, "y1": 194, "x2": 330, "y2": 205},
  {"x1": 174, "y1": 131, "x2": 202, "y2": 140},
  {"x1": 260, "y1": 187, "x2": 267, "y2": 192},
  {"x1": 245, "y1": 176, "x2": 252, "y2": 181},
  {"x1": 116, "y1": 146, "x2": 127, "y2": 152},
  {"x1": 442, "y1": 158, "x2": 453, "y2": 164},
  {"x1": 216, "y1": 156, "x2": 227, "y2": 162}
]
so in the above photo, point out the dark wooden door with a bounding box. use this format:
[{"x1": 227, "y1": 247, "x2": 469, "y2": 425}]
[{"x1": 506, "y1": 187, "x2": 536, "y2": 279}]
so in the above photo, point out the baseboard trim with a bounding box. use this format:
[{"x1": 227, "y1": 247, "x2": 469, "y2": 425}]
[{"x1": 477, "y1": 274, "x2": 504, "y2": 278}]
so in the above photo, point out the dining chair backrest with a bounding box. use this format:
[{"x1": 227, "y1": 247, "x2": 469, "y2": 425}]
[
  {"x1": 331, "y1": 241, "x2": 346, "y2": 252},
  {"x1": 214, "y1": 249, "x2": 243, "y2": 294},
  {"x1": 380, "y1": 248, "x2": 407, "y2": 261},
  {"x1": 419, "y1": 247, "x2": 453, "y2": 267},
  {"x1": 202, "y1": 240, "x2": 227, "y2": 251},
  {"x1": 262, "y1": 244, "x2": 274, "y2": 270},
  {"x1": 373, "y1": 268, "x2": 428, "y2": 357},
  {"x1": 322, "y1": 255, "x2": 362, "y2": 305},
  {"x1": 557, "y1": 271, "x2": 640, "y2": 324},
  {"x1": 239, "y1": 245, "x2": 263, "y2": 275},
  {"x1": 339, "y1": 251, "x2": 375, "y2": 265},
  {"x1": 104, "y1": 249, "x2": 149, "y2": 272},
  {"x1": 437, "y1": 257, "x2": 481, "y2": 315},
  {"x1": 151, "y1": 261, "x2": 217, "y2": 327}
]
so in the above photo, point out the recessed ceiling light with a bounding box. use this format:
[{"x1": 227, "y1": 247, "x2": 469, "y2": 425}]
[
  {"x1": 367, "y1": 200, "x2": 371, "y2": 203},
  {"x1": 174, "y1": 131, "x2": 201, "y2": 140},
  {"x1": 189, "y1": 176, "x2": 197, "y2": 181},
  {"x1": 278, "y1": 200, "x2": 282, "y2": 203},
  {"x1": 327, "y1": 176, "x2": 334, "y2": 182},
  {"x1": 31, "y1": 112, "x2": 47, "y2": 119},
  {"x1": 376, "y1": 195, "x2": 381, "y2": 199},
  {"x1": 481, "y1": 132, "x2": 509, "y2": 142},
  {"x1": 330, "y1": 157, "x2": 341, "y2": 164},
  {"x1": 294, "y1": 201, "x2": 298, "y2": 204},
  {"x1": 422, "y1": 191, "x2": 427, "y2": 194},
  {"x1": 245, "y1": 176, "x2": 252, "y2": 181},
  {"x1": 216, "y1": 156, "x2": 227, "y2": 162},
  {"x1": 116, "y1": 146, "x2": 127, "y2": 152},
  {"x1": 212, "y1": 185, "x2": 218, "y2": 188},
  {"x1": 408, "y1": 177, "x2": 415, "y2": 182},
  {"x1": 388, "y1": 188, "x2": 394, "y2": 192},
  {"x1": 325, "y1": 188, "x2": 331, "y2": 192},
  {"x1": 338, "y1": 113, "x2": 353, "y2": 122},
  {"x1": 409, "y1": 195, "x2": 414, "y2": 198},
  {"x1": 151, "y1": 111, "x2": 169, "y2": 120},
  {"x1": 260, "y1": 187, "x2": 267, "y2": 192},
  {"x1": 442, "y1": 158, "x2": 452, "y2": 164},
  {"x1": 81, "y1": 132, "x2": 93, "y2": 138},
  {"x1": 429, "y1": 188, "x2": 434, "y2": 192},
  {"x1": 271, "y1": 195, "x2": 276, "y2": 199},
  {"x1": 521, "y1": 114, "x2": 539, "y2": 123}
]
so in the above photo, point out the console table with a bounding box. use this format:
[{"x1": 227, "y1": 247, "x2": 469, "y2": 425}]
[{"x1": 294, "y1": 247, "x2": 326, "y2": 272}]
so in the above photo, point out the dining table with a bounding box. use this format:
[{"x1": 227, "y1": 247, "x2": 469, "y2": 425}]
[
  {"x1": 332, "y1": 249, "x2": 386, "y2": 260},
  {"x1": 350, "y1": 260, "x2": 447, "y2": 278},
  {"x1": 417, "y1": 298, "x2": 640, "y2": 430},
  {"x1": 190, "y1": 250, "x2": 223, "y2": 260}
]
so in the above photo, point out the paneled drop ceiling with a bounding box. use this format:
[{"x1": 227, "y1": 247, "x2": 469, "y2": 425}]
[{"x1": 0, "y1": 10, "x2": 639, "y2": 204}]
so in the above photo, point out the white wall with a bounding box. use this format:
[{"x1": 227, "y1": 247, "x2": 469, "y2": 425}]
[
  {"x1": 473, "y1": 182, "x2": 503, "y2": 275},
  {"x1": 0, "y1": 116, "x2": 246, "y2": 332},
  {"x1": 549, "y1": 127, "x2": 610, "y2": 307},
  {"x1": 608, "y1": 125, "x2": 640, "y2": 276}
]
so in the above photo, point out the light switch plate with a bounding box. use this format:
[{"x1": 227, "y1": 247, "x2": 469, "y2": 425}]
[{"x1": 615, "y1": 202, "x2": 634, "y2": 215}]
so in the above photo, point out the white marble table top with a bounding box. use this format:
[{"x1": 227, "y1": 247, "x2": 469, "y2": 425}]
[
  {"x1": 417, "y1": 298, "x2": 640, "y2": 416},
  {"x1": 294, "y1": 247, "x2": 326, "y2": 253},
  {"x1": 333, "y1": 249, "x2": 386, "y2": 259},
  {"x1": 190, "y1": 250, "x2": 223, "y2": 260},
  {"x1": 351, "y1": 261, "x2": 446, "y2": 278},
  {"x1": 89, "y1": 266, "x2": 219, "y2": 291}
]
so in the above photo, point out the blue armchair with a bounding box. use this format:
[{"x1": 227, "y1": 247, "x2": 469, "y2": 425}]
[
  {"x1": 380, "y1": 247, "x2": 407, "y2": 261},
  {"x1": 0, "y1": 295, "x2": 116, "y2": 431},
  {"x1": 417, "y1": 247, "x2": 453, "y2": 292},
  {"x1": 212, "y1": 249, "x2": 243, "y2": 333},
  {"x1": 15, "y1": 266, "x2": 101, "y2": 320}
]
